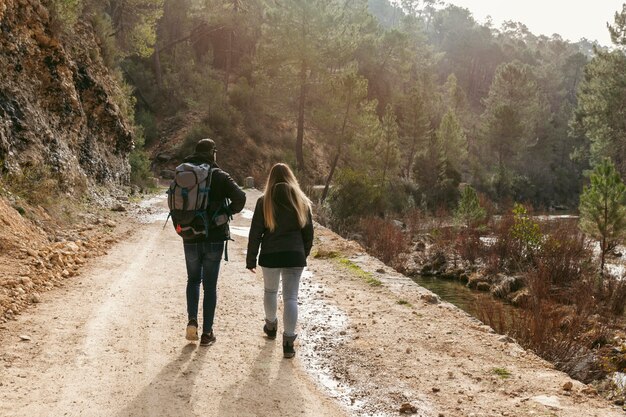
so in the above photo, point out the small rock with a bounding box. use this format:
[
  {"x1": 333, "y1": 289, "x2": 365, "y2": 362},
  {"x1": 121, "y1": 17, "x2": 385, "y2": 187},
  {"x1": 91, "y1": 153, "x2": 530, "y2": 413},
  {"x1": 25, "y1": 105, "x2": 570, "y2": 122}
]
[
  {"x1": 30, "y1": 293, "x2": 41, "y2": 303},
  {"x1": 432, "y1": 387, "x2": 440, "y2": 393},
  {"x1": 111, "y1": 205, "x2": 126, "y2": 212},
  {"x1": 562, "y1": 381, "x2": 573, "y2": 391},
  {"x1": 376, "y1": 268, "x2": 385, "y2": 273},
  {"x1": 105, "y1": 220, "x2": 117, "y2": 228},
  {"x1": 339, "y1": 330, "x2": 347, "y2": 336},
  {"x1": 399, "y1": 403, "x2": 417, "y2": 414},
  {"x1": 18, "y1": 335, "x2": 31, "y2": 341},
  {"x1": 420, "y1": 293, "x2": 439, "y2": 304}
]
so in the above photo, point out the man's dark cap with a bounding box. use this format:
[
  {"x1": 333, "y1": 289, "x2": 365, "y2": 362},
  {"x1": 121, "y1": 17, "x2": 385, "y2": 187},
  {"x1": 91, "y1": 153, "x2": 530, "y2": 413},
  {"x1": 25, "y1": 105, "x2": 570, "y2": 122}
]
[{"x1": 195, "y1": 138, "x2": 216, "y2": 153}]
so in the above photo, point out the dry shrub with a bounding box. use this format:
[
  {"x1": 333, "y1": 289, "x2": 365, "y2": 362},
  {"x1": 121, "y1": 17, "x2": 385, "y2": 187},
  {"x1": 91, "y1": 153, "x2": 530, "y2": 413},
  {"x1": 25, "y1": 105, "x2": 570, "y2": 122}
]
[
  {"x1": 484, "y1": 214, "x2": 515, "y2": 275},
  {"x1": 404, "y1": 208, "x2": 428, "y2": 237},
  {"x1": 604, "y1": 277, "x2": 626, "y2": 316},
  {"x1": 536, "y1": 223, "x2": 593, "y2": 287},
  {"x1": 455, "y1": 228, "x2": 484, "y2": 264},
  {"x1": 475, "y1": 296, "x2": 609, "y2": 382},
  {"x1": 358, "y1": 217, "x2": 409, "y2": 265}
]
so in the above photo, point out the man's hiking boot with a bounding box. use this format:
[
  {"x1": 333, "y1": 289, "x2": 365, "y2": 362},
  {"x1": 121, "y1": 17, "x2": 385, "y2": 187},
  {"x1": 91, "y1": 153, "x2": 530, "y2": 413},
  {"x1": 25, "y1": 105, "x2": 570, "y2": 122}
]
[
  {"x1": 263, "y1": 319, "x2": 278, "y2": 339},
  {"x1": 200, "y1": 332, "x2": 216, "y2": 346},
  {"x1": 186, "y1": 319, "x2": 199, "y2": 341},
  {"x1": 283, "y1": 334, "x2": 297, "y2": 359}
]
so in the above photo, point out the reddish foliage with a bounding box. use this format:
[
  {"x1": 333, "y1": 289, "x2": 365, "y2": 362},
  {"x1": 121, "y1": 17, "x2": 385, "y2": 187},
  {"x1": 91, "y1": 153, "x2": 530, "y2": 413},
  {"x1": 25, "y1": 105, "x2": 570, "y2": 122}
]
[{"x1": 358, "y1": 217, "x2": 410, "y2": 265}]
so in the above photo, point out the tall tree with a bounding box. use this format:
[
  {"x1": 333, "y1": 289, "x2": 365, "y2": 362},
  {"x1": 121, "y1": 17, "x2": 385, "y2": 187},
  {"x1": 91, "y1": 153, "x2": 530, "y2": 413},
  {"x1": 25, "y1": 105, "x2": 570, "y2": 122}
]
[
  {"x1": 435, "y1": 108, "x2": 467, "y2": 177},
  {"x1": 397, "y1": 81, "x2": 432, "y2": 179},
  {"x1": 379, "y1": 104, "x2": 400, "y2": 186},
  {"x1": 259, "y1": 0, "x2": 351, "y2": 173},
  {"x1": 480, "y1": 60, "x2": 547, "y2": 200},
  {"x1": 574, "y1": 49, "x2": 626, "y2": 178},
  {"x1": 579, "y1": 159, "x2": 626, "y2": 282},
  {"x1": 318, "y1": 70, "x2": 373, "y2": 202},
  {"x1": 106, "y1": 0, "x2": 165, "y2": 57}
]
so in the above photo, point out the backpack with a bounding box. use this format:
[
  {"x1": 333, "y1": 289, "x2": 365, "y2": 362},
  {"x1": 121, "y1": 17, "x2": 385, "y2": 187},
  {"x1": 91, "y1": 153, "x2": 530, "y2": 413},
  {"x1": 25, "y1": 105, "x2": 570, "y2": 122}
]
[{"x1": 166, "y1": 163, "x2": 229, "y2": 240}]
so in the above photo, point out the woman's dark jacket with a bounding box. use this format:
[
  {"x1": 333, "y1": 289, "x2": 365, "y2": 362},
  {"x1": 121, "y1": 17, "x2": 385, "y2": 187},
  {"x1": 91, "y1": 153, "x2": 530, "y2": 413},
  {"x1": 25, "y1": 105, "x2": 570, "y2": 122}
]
[
  {"x1": 183, "y1": 152, "x2": 246, "y2": 243},
  {"x1": 246, "y1": 192, "x2": 313, "y2": 269}
]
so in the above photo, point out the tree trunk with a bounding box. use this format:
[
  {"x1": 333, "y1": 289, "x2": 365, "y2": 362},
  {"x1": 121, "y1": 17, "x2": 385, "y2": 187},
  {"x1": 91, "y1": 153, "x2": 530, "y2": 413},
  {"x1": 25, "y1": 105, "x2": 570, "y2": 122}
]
[
  {"x1": 321, "y1": 88, "x2": 353, "y2": 202},
  {"x1": 224, "y1": 28, "x2": 233, "y2": 91},
  {"x1": 321, "y1": 145, "x2": 341, "y2": 202},
  {"x1": 295, "y1": 61, "x2": 307, "y2": 173},
  {"x1": 153, "y1": 47, "x2": 163, "y2": 92}
]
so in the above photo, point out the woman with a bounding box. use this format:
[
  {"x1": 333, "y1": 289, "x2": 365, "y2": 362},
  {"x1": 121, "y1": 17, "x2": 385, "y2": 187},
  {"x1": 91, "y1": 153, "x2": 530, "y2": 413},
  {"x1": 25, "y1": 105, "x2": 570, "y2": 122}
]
[{"x1": 246, "y1": 163, "x2": 313, "y2": 358}]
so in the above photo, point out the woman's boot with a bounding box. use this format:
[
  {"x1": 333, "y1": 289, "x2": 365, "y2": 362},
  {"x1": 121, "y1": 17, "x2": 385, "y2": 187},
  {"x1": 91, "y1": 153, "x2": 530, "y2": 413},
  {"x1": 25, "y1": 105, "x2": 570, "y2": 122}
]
[
  {"x1": 283, "y1": 334, "x2": 297, "y2": 358},
  {"x1": 263, "y1": 318, "x2": 277, "y2": 339}
]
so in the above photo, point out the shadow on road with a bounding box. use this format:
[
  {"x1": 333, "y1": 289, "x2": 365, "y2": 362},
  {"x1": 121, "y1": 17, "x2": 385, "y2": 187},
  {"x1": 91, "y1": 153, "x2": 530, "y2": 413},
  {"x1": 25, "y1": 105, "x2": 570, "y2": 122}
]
[
  {"x1": 117, "y1": 343, "x2": 208, "y2": 417},
  {"x1": 218, "y1": 339, "x2": 308, "y2": 416}
]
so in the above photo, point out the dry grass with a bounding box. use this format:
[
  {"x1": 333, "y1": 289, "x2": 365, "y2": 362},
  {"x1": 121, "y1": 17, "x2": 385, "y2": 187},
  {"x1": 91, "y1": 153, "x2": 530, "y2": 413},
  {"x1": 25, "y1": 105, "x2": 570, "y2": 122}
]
[{"x1": 358, "y1": 216, "x2": 410, "y2": 266}]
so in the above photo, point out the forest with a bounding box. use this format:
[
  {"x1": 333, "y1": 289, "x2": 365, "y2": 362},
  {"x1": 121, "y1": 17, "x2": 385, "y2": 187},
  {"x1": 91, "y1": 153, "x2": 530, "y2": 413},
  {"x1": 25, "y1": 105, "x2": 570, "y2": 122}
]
[{"x1": 48, "y1": 0, "x2": 626, "y2": 215}]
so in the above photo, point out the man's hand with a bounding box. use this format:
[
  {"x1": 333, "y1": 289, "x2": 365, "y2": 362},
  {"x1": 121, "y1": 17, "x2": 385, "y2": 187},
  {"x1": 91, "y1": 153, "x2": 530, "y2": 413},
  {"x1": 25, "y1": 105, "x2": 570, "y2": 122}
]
[{"x1": 247, "y1": 268, "x2": 256, "y2": 274}]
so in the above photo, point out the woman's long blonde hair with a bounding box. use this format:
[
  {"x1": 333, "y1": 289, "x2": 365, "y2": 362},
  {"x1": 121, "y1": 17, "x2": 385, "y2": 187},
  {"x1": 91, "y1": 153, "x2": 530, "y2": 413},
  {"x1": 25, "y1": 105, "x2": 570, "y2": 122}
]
[{"x1": 263, "y1": 163, "x2": 311, "y2": 232}]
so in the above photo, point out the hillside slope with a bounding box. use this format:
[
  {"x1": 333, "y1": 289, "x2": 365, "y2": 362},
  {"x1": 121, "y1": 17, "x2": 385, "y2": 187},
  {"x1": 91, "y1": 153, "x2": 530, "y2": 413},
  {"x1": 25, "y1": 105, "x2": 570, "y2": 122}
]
[{"x1": 0, "y1": 0, "x2": 133, "y2": 188}]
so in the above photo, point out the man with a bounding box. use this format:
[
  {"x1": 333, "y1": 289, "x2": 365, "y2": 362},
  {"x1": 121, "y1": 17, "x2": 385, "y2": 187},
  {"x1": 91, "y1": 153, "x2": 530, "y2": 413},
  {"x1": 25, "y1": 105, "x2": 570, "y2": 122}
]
[{"x1": 181, "y1": 138, "x2": 246, "y2": 345}]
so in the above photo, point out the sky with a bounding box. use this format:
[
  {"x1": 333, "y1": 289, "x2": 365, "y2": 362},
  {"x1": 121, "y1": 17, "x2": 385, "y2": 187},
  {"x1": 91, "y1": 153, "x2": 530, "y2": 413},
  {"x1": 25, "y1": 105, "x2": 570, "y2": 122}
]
[{"x1": 446, "y1": 0, "x2": 624, "y2": 46}]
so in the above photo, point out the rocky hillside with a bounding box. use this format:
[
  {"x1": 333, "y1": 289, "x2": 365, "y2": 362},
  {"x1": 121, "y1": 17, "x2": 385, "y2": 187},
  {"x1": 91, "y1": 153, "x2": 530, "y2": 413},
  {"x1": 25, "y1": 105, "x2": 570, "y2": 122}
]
[{"x1": 0, "y1": 0, "x2": 133, "y2": 189}]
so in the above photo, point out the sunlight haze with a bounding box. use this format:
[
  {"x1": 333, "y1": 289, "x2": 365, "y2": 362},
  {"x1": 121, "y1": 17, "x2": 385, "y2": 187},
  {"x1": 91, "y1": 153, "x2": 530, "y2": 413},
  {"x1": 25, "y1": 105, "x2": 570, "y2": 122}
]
[{"x1": 447, "y1": 0, "x2": 624, "y2": 45}]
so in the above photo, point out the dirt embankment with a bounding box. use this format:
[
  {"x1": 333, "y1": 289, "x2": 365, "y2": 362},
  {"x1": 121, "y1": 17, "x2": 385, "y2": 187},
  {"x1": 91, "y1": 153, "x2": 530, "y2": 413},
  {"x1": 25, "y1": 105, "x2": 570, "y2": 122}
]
[{"x1": 0, "y1": 189, "x2": 623, "y2": 417}]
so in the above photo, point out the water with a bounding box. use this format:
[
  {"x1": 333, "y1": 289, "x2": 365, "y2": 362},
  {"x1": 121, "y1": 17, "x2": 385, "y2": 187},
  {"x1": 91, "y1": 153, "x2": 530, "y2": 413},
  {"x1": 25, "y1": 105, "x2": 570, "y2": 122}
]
[
  {"x1": 410, "y1": 275, "x2": 517, "y2": 321},
  {"x1": 410, "y1": 276, "x2": 483, "y2": 316}
]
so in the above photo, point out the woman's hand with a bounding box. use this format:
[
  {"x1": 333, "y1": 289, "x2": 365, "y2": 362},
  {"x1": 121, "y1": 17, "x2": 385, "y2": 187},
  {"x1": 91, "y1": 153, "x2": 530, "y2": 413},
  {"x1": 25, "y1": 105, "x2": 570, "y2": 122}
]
[{"x1": 247, "y1": 268, "x2": 256, "y2": 274}]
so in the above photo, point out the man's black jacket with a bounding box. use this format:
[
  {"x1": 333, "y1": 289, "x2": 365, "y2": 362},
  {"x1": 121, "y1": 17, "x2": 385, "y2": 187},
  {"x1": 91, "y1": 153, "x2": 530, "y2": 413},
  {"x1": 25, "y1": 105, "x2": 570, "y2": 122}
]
[{"x1": 182, "y1": 152, "x2": 246, "y2": 243}]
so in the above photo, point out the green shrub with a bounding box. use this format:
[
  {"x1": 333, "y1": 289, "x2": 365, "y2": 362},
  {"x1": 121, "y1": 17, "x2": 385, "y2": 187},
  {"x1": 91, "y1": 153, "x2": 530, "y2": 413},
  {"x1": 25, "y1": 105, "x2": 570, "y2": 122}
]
[
  {"x1": 129, "y1": 149, "x2": 154, "y2": 189},
  {"x1": 136, "y1": 109, "x2": 158, "y2": 146},
  {"x1": 90, "y1": 12, "x2": 119, "y2": 69},
  {"x1": 129, "y1": 129, "x2": 155, "y2": 189},
  {"x1": 50, "y1": 0, "x2": 83, "y2": 33},
  {"x1": 328, "y1": 168, "x2": 383, "y2": 221},
  {"x1": 3, "y1": 164, "x2": 60, "y2": 205},
  {"x1": 177, "y1": 123, "x2": 213, "y2": 159}
]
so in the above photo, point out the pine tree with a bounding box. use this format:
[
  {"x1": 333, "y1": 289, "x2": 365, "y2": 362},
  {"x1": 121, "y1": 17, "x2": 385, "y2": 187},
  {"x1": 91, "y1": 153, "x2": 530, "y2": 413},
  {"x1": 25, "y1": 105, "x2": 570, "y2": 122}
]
[
  {"x1": 435, "y1": 108, "x2": 467, "y2": 177},
  {"x1": 454, "y1": 185, "x2": 486, "y2": 229},
  {"x1": 398, "y1": 81, "x2": 432, "y2": 179},
  {"x1": 318, "y1": 69, "x2": 372, "y2": 202},
  {"x1": 106, "y1": 0, "x2": 165, "y2": 57},
  {"x1": 579, "y1": 159, "x2": 626, "y2": 281},
  {"x1": 480, "y1": 60, "x2": 547, "y2": 200}
]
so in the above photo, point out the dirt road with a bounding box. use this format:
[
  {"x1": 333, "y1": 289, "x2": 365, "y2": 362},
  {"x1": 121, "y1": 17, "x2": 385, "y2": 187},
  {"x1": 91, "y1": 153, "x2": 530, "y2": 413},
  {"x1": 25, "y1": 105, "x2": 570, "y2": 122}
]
[
  {"x1": 0, "y1": 190, "x2": 343, "y2": 417},
  {"x1": 0, "y1": 189, "x2": 623, "y2": 416}
]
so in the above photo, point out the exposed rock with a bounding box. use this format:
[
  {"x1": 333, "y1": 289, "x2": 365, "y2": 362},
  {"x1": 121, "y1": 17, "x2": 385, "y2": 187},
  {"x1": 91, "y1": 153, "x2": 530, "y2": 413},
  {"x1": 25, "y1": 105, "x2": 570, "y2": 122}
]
[
  {"x1": 160, "y1": 169, "x2": 175, "y2": 180},
  {"x1": 510, "y1": 289, "x2": 530, "y2": 306},
  {"x1": 563, "y1": 381, "x2": 573, "y2": 391},
  {"x1": 531, "y1": 395, "x2": 562, "y2": 409},
  {"x1": 420, "y1": 293, "x2": 440, "y2": 304},
  {"x1": 0, "y1": 2, "x2": 133, "y2": 189},
  {"x1": 399, "y1": 403, "x2": 417, "y2": 414},
  {"x1": 491, "y1": 274, "x2": 525, "y2": 299},
  {"x1": 155, "y1": 153, "x2": 172, "y2": 162}
]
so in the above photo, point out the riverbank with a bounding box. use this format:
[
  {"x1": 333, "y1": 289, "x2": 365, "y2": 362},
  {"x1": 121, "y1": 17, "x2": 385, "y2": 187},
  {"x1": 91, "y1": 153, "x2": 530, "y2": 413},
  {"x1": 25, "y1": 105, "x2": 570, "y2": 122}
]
[{"x1": 0, "y1": 189, "x2": 623, "y2": 415}]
